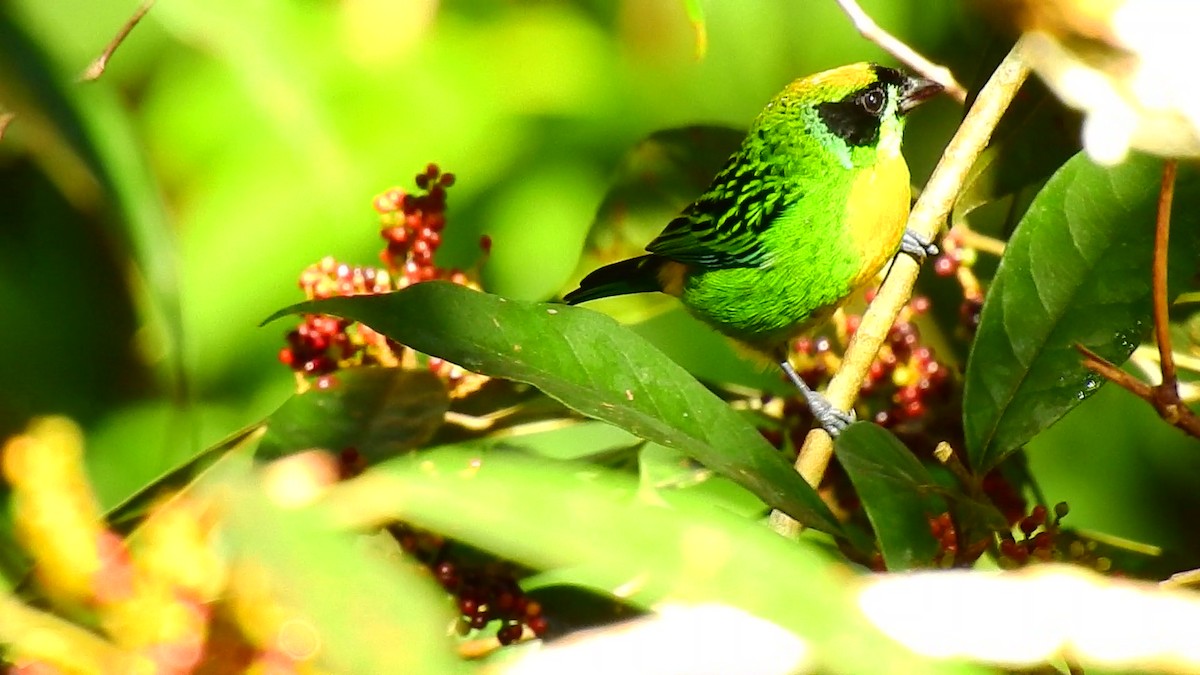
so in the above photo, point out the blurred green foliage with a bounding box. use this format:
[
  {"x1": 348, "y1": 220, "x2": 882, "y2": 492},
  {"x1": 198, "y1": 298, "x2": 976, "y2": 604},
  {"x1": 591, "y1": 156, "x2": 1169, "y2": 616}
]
[{"x1": 1, "y1": 0, "x2": 1199, "y2": 579}]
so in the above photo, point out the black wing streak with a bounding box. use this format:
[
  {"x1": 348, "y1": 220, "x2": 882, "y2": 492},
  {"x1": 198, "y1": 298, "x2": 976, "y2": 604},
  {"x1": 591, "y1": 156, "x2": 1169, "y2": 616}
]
[{"x1": 646, "y1": 150, "x2": 790, "y2": 269}]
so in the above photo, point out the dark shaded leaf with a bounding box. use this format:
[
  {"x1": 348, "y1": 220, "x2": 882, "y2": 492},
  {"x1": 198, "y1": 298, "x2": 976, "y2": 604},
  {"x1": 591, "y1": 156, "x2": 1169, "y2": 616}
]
[
  {"x1": 954, "y1": 80, "x2": 1081, "y2": 224},
  {"x1": 258, "y1": 367, "x2": 448, "y2": 462},
  {"x1": 964, "y1": 154, "x2": 1200, "y2": 472},
  {"x1": 263, "y1": 283, "x2": 841, "y2": 533},
  {"x1": 834, "y1": 423, "x2": 942, "y2": 570}
]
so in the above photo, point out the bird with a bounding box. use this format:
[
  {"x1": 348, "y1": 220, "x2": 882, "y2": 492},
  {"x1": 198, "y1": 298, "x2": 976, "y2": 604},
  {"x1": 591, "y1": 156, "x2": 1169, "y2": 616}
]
[{"x1": 563, "y1": 63, "x2": 943, "y2": 436}]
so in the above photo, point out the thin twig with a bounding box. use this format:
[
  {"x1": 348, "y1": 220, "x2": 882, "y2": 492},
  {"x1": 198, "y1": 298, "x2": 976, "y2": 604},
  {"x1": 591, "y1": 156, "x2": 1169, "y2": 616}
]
[
  {"x1": 1073, "y1": 160, "x2": 1200, "y2": 440},
  {"x1": 831, "y1": 0, "x2": 967, "y2": 104},
  {"x1": 1153, "y1": 160, "x2": 1178, "y2": 388},
  {"x1": 81, "y1": 0, "x2": 156, "y2": 82},
  {"x1": 951, "y1": 224, "x2": 1007, "y2": 257},
  {"x1": 769, "y1": 41, "x2": 1030, "y2": 539},
  {"x1": 1077, "y1": 344, "x2": 1200, "y2": 438}
]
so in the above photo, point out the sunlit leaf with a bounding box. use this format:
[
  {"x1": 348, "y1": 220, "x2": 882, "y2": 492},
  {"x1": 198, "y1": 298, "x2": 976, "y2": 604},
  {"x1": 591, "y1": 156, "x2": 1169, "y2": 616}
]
[
  {"x1": 264, "y1": 282, "x2": 841, "y2": 533},
  {"x1": 258, "y1": 367, "x2": 449, "y2": 463},
  {"x1": 683, "y1": 0, "x2": 707, "y2": 59},
  {"x1": 322, "y1": 446, "x2": 987, "y2": 675},
  {"x1": 963, "y1": 154, "x2": 1200, "y2": 472},
  {"x1": 212, "y1": 460, "x2": 464, "y2": 674},
  {"x1": 106, "y1": 424, "x2": 265, "y2": 532},
  {"x1": 834, "y1": 423, "x2": 941, "y2": 570}
]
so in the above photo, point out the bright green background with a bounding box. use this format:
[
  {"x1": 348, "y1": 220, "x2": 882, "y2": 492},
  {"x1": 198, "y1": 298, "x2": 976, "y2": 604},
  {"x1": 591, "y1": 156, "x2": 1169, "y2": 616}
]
[{"x1": 2, "y1": 0, "x2": 1198, "y2": 562}]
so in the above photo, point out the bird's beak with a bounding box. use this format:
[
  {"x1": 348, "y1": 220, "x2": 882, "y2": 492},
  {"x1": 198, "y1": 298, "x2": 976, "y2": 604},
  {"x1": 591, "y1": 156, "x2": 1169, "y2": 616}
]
[{"x1": 898, "y1": 75, "x2": 943, "y2": 115}]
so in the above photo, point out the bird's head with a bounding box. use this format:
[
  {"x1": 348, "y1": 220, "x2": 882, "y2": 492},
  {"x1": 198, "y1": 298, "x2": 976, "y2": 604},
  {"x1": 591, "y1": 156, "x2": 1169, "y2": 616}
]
[{"x1": 758, "y1": 63, "x2": 943, "y2": 169}]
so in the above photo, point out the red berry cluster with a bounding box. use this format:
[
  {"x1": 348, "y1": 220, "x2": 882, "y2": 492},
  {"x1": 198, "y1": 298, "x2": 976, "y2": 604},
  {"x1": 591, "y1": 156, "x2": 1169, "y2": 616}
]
[
  {"x1": 997, "y1": 502, "x2": 1070, "y2": 567},
  {"x1": 279, "y1": 164, "x2": 491, "y2": 396},
  {"x1": 823, "y1": 296, "x2": 953, "y2": 431},
  {"x1": 376, "y1": 163, "x2": 462, "y2": 284},
  {"x1": 279, "y1": 314, "x2": 355, "y2": 377},
  {"x1": 929, "y1": 512, "x2": 959, "y2": 566},
  {"x1": 437, "y1": 561, "x2": 548, "y2": 644},
  {"x1": 390, "y1": 523, "x2": 547, "y2": 645},
  {"x1": 279, "y1": 257, "x2": 399, "y2": 378},
  {"x1": 933, "y1": 229, "x2": 988, "y2": 335},
  {"x1": 981, "y1": 470, "x2": 1028, "y2": 526}
]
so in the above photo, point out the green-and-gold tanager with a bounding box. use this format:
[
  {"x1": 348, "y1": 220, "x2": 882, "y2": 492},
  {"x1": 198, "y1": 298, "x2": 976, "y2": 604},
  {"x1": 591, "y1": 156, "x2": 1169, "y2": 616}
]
[{"x1": 564, "y1": 63, "x2": 942, "y2": 435}]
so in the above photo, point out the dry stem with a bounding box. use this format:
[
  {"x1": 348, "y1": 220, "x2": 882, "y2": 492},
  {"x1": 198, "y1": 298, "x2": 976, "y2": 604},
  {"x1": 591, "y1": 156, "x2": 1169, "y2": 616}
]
[
  {"x1": 81, "y1": 0, "x2": 155, "y2": 82},
  {"x1": 769, "y1": 41, "x2": 1030, "y2": 538},
  {"x1": 832, "y1": 0, "x2": 967, "y2": 103}
]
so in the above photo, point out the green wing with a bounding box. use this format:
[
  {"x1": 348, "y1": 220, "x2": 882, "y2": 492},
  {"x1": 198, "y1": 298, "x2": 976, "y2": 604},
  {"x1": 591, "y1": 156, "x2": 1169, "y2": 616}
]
[{"x1": 646, "y1": 152, "x2": 794, "y2": 269}]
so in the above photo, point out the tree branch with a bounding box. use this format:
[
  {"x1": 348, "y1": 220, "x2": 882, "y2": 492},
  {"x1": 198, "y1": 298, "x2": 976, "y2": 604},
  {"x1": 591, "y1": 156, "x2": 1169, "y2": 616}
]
[
  {"x1": 831, "y1": 0, "x2": 967, "y2": 103},
  {"x1": 1153, "y1": 160, "x2": 1178, "y2": 389},
  {"x1": 770, "y1": 40, "x2": 1030, "y2": 538}
]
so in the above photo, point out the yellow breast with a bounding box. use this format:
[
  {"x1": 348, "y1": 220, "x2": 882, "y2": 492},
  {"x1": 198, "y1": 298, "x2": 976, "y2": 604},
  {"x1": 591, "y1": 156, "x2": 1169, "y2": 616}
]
[{"x1": 842, "y1": 152, "x2": 911, "y2": 288}]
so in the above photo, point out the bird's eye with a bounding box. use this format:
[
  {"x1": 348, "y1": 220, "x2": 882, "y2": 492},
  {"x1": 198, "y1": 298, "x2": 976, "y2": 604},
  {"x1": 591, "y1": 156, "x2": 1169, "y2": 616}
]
[{"x1": 860, "y1": 88, "x2": 886, "y2": 115}]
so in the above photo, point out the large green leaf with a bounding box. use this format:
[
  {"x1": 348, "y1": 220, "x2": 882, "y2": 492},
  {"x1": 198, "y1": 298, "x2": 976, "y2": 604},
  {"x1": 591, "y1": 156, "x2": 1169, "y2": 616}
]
[
  {"x1": 322, "y1": 446, "x2": 986, "y2": 675},
  {"x1": 963, "y1": 154, "x2": 1200, "y2": 472},
  {"x1": 264, "y1": 282, "x2": 841, "y2": 533},
  {"x1": 834, "y1": 423, "x2": 942, "y2": 570},
  {"x1": 258, "y1": 367, "x2": 449, "y2": 462}
]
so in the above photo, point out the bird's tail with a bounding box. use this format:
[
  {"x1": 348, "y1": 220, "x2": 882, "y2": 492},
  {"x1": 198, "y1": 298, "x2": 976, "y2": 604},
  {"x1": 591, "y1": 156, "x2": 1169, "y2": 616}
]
[{"x1": 563, "y1": 255, "x2": 666, "y2": 305}]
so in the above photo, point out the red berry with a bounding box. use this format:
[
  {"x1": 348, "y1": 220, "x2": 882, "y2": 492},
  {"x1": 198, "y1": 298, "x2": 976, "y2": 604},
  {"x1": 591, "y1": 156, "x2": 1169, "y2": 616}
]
[
  {"x1": 527, "y1": 615, "x2": 549, "y2": 636},
  {"x1": 479, "y1": 234, "x2": 493, "y2": 254},
  {"x1": 934, "y1": 255, "x2": 958, "y2": 276},
  {"x1": 497, "y1": 622, "x2": 524, "y2": 645},
  {"x1": 440, "y1": 172, "x2": 456, "y2": 187}
]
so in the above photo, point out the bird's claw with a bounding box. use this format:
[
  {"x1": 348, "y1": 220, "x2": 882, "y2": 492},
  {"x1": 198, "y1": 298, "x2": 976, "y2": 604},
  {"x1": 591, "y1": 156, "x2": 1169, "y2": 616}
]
[
  {"x1": 900, "y1": 228, "x2": 939, "y2": 263},
  {"x1": 779, "y1": 359, "x2": 855, "y2": 437},
  {"x1": 804, "y1": 390, "x2": 855, "y2": 437}
]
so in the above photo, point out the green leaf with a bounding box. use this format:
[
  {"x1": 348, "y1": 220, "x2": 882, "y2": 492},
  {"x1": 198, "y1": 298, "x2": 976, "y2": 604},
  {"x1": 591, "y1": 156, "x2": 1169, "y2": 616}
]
[
  {"x1": 834, "y1": 423, "x2": 942, "y2": 570},
  {"x1": 258, "y1": 367, "x2": 449, "y2": 463},
  {"x1": 683, "y1": 0, "x2": 708, "y2": 59},
  {"x1": 963, "y1": 154, "x2": 1200, "y2": 472},
  {"x1": 211, "y1": 459, "x2": 465, "y2": 674},
  {"x1": 0, "y1": 15, "x2": 184, "y2": 393},
  {"x1": 323, "y1": 446, "x2": 987, "y2": 675},
  {"x1": 264, "y1": 282, "x2": 841, "y2": 534},
  {"x1": 106, "y1": 423, "x2": 266, "y2": 532}
]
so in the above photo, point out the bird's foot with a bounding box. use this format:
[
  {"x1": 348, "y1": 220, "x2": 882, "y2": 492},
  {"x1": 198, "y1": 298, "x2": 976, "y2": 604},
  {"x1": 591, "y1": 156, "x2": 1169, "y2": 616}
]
[
  {"x1": 780, "y1": 360, "x2": 855, "y2": 437},
  {"x1": 900, "y1": 228, "x2": 939, "y2": 263}
]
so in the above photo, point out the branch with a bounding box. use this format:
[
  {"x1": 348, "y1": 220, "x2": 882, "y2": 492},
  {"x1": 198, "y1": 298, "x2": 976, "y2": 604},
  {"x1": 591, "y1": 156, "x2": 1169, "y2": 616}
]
[
  {"x1": 0, "y1": 110, "x2": 13, "y2": 141},
  {"x1": 831, "y1": 0, "x2": 967, "y2": 103},
  {"x1": 1074, "y1": 159, "x2": 1200, "y2": 440},
  {"x1": 1153, "y1": 160, "x2": 1178, "y2": 388},
  {"x1": 81, "y1": 0, "x2": 155, "y2": 82},
  {"x1": 770, "y1": 41, "x2": 1030, "y2": 538}
]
